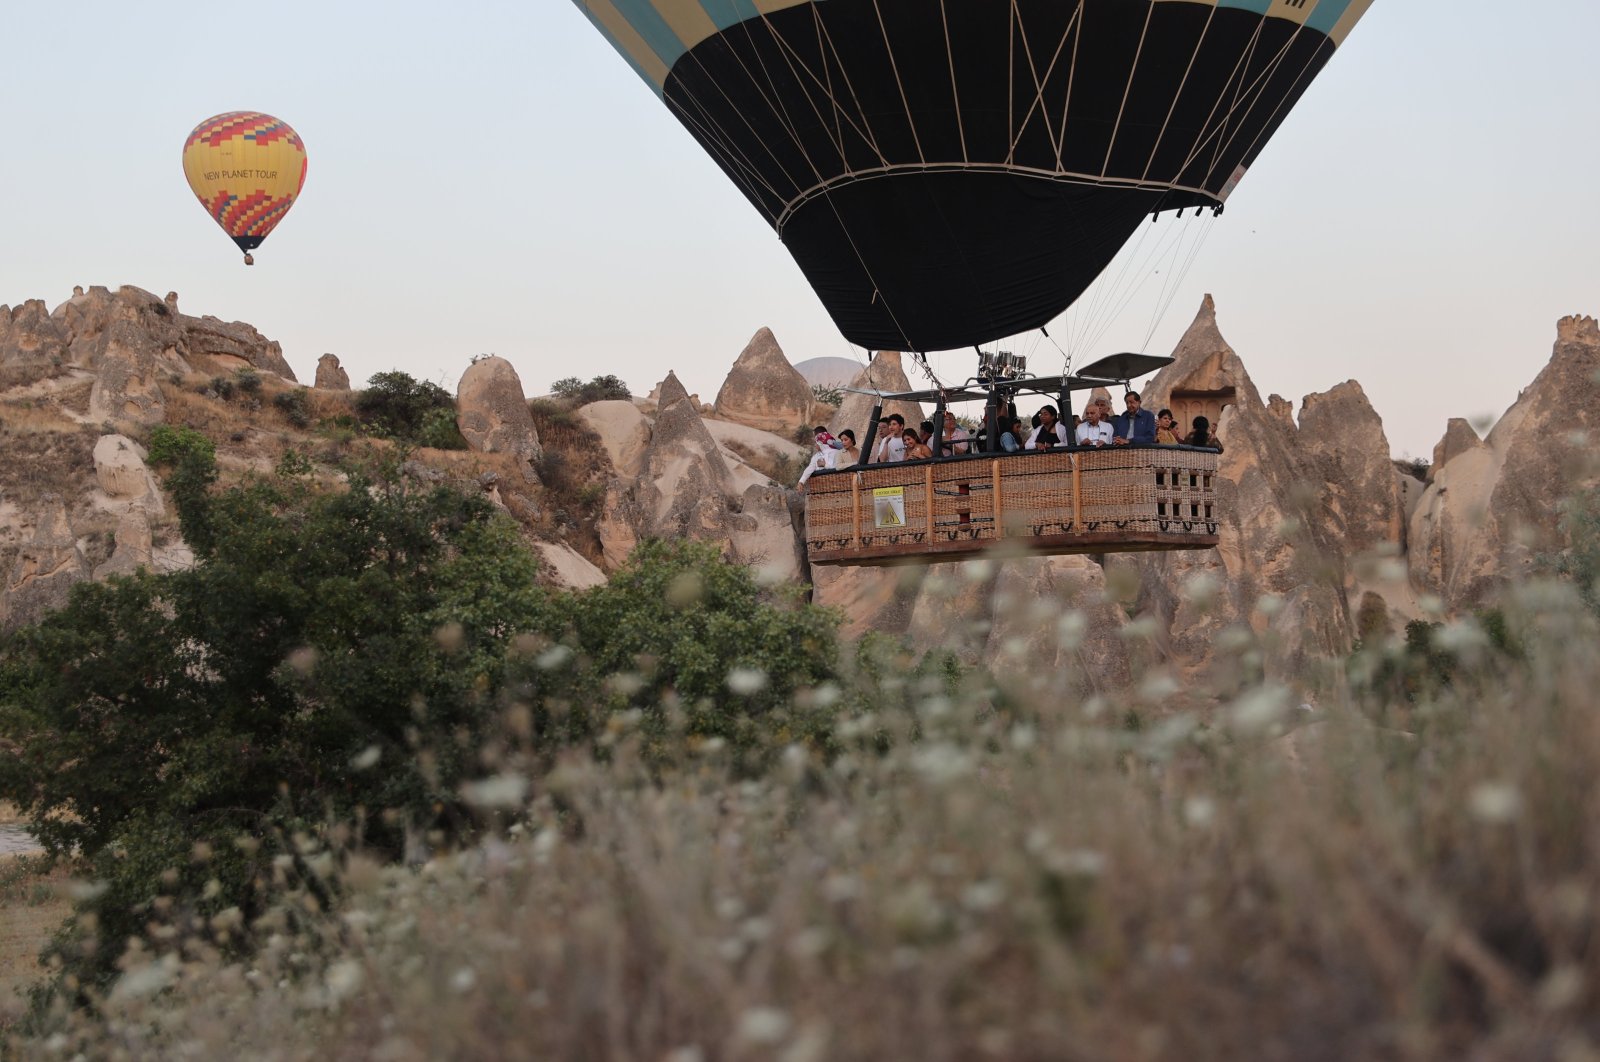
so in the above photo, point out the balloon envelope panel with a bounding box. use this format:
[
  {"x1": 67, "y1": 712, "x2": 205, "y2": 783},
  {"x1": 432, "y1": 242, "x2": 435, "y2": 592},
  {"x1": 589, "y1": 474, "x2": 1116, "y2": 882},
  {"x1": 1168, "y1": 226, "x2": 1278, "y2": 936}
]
[
  {"x1": 577, "y1": 0, "x2": 1373, "y2": 351},
  {"x1": 182, "y1": 111, "x2": 309, "y2": 254}
]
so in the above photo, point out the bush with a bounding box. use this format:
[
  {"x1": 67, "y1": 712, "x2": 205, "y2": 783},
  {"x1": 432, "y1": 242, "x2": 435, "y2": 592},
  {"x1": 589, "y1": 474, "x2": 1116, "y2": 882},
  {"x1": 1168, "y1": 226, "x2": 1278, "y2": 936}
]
[
  {"x1": 355, "y1": 371, "x2": 463, "y2": 448},
  {"x1": 811, "y1": 382, "x2": 843, "y2": 407},
  {"x1": 0, "y1": 460, "x2": 548, "y2": 990},
  {"x1": 272, "y1": 388, "x2": 312, "y2": 428},
  {"x1": 550, "y1": 375, "x2": 631, "y2": 405},
  {"x1": 0, "y1": 467, "x2": 847, "y2": 992}
]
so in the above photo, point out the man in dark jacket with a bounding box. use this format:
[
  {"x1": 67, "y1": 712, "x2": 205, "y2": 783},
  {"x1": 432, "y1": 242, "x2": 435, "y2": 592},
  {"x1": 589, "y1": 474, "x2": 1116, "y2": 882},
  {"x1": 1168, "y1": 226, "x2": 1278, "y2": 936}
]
[{"x1": 1112, "y1": 391, "x2": 1157, "y2": 445}]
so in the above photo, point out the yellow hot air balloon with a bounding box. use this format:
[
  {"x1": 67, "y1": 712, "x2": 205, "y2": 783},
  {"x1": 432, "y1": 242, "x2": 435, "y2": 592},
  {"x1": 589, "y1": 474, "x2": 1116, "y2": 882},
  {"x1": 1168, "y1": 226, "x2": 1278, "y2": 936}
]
[{"x1": 182, "y1": 111, "x2": 307, "y2": 265}]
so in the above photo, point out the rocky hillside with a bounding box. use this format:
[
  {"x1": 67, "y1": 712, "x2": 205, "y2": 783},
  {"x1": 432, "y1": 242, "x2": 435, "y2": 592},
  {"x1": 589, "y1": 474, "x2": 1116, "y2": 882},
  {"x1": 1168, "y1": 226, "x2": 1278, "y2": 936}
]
[{"x1": 3, "y1": 286, "x2": 1594, "y2": 694}]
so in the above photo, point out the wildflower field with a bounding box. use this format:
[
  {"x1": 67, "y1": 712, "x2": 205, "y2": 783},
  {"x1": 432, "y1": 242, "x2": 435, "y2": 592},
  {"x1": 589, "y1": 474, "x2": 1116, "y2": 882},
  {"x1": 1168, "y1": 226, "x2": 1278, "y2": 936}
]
[{"x1": 3, "y1": 448, "x2": 1599, "y2": 1059}]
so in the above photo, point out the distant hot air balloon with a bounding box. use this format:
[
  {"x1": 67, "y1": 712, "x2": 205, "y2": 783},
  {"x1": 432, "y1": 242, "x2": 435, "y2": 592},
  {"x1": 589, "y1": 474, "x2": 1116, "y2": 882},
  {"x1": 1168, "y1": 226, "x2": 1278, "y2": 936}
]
[
  {"x1": 182, "y1": 111, "x2": 308, "y2": 265},
  {"x1": 575, "y1": 0, "x2": 1373, "y2": 352}
]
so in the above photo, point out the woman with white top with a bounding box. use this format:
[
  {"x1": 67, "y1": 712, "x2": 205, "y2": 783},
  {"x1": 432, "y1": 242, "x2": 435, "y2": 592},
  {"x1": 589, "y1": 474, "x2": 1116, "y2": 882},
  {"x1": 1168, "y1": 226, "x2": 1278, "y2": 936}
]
[{"x1": 1024, "y1": 406, "x2": 1071, "y2": 449}]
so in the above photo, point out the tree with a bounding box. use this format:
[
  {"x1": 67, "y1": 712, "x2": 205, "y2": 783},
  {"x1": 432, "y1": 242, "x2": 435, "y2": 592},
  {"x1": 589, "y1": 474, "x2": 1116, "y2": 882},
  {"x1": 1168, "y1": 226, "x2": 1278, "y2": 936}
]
[
  {"x1": 355, "y1": 371, "x2": 466, "y2": 448},
  {"x1": 0, "y1": 450, "x2": 547, "y2": 987},
  {"x1": 550, "y1": 375, "x2": 631, "y2": 404},
  {"x1": 811, "y1": 383, "x2": 843, "y2": 407}
]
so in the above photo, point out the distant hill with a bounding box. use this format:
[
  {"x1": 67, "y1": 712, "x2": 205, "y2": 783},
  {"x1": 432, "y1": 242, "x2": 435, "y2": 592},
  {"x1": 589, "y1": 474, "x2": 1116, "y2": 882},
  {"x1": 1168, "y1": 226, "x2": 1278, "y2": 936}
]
[{"x1": 791, "y1": 356, "x2": 861, "y2": 388}]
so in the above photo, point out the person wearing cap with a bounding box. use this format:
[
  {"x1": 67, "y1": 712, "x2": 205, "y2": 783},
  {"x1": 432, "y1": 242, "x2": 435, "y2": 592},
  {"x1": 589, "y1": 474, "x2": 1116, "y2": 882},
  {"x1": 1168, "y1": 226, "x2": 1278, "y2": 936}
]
[{"x1": 1112, "y1": 391, "x2": 1157, "y2": 445}]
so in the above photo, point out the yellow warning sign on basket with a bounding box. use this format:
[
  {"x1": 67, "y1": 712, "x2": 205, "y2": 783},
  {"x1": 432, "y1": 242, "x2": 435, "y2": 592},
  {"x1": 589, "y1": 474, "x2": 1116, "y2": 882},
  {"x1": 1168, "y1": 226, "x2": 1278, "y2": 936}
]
[{"x1": 873, "y1": 486, "x2": 906, "y2": 529}]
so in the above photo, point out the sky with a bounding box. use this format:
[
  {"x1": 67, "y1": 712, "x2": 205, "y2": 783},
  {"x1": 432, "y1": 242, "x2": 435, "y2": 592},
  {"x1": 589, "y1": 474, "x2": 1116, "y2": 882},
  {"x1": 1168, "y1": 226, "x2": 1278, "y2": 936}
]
[{"x1": 2, "y1": 1, "x2": 1597, "y2": 462}]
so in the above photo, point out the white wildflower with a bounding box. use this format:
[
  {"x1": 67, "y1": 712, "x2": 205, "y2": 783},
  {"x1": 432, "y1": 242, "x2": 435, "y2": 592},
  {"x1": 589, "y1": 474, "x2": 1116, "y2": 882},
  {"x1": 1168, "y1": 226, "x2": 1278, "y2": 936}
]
[
  {"x1": 736, "y1": 1007, "x2": 792, "y2": 1045},
  {"x1": 726, "y1": 667, "x2": 768, "y2": 695},
  {"x1": 461, "y1": 773, "x2": 530, "y2": 810},
  {"x1": 534, "y1": 645, "x2": 573, "y2": 671},
  {"x1": 350, "y1": 745, "x2": 382, "y2": 770},
  {"x1": 449, "y1": 966, "x2": 477, "y2": 994},
  {"x1": 1469, "y1": 782, "x2": 1523, "y2": 824},
  {"x1": 323, "y1": 960, "x2": 364, "y2": 1005}
]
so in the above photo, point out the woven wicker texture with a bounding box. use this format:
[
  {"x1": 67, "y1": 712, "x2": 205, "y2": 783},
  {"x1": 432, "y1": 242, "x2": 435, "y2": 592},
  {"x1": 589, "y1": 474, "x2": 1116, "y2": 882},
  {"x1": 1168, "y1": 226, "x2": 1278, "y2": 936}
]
[{"x1": 805, "y1": 448, "x2": 1219, "y2": 564}]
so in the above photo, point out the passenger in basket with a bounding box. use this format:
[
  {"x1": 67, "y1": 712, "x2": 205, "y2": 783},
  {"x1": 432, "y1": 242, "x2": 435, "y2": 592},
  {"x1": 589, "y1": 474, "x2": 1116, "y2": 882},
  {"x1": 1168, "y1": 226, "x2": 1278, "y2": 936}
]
[
  {"x1": 941, "y1": 410, "x2": 971, "y2": 456},
  {"x1": 1154, "y1": 408, "x2": 1182, "y2": 445},
  {"x1": 1025, "y1": 405, "x2": 1071, "y2": 449},
  {"x1": 1075, "y1": 403, "x2": 1115, "y2": 448},
  {"x1": 874, "y1": 414, "x2": 907, "y2": 463},
  {"x1": 902, "y1": 428, "x2": 933, "y2": 461},
  {"x1": 1112, "y1": 391, "x2": 1157, "y2": 445},
  {"x1": 837, "y1": 429, "x2": 860, "y2": 467},
  {"x1": 796, "y1": 438, "x2": 839, "y2": 486},
  {"x1": 1182, "y1": 415, "x2": 1224, "y2": 453},
  {"x1": 1000, "y1": 417, "x2": 1026, "y2": 453}
]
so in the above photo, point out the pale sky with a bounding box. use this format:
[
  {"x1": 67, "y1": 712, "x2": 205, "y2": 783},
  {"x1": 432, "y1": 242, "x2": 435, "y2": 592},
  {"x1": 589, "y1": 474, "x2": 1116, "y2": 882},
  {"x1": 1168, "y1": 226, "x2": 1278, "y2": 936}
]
[{"x1": 2, "y1": 1, "x2": 1596, "y2": 461}]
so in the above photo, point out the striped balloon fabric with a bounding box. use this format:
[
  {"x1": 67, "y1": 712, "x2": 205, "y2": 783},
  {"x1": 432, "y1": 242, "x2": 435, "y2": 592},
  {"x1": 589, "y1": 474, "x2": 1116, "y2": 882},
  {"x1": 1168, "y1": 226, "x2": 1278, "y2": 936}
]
[
  {"x1": 575, "y1": 0, "x2": 1375, "y2": 351},
  {"x1": 182, "y1": 111, "x2": 309, "y2": 262}
]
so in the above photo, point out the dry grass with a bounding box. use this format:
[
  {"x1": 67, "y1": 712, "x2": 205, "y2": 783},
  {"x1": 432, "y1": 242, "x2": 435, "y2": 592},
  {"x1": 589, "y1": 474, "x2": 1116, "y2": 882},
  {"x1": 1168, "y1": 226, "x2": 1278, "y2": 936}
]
[
  {"x1": 0, "y1": 858, "x2": 67, "y2": 1026},
  {"x1": 526, "y1": 400, "x2": 610, "y2": 565},
  {"x1": 724, "y1": 438, "x2": 807, "y2": 485},
  {"x1": 8, "y1": 574, "x2": 1600, "y2": 1059}
]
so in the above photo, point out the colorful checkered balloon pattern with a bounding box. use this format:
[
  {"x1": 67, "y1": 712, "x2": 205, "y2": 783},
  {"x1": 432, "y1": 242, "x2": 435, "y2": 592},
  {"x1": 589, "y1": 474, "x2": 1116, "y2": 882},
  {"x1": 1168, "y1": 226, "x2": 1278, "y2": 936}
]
[{"x1": 182, "y1": 111, "x2": 308, "y2": 256}]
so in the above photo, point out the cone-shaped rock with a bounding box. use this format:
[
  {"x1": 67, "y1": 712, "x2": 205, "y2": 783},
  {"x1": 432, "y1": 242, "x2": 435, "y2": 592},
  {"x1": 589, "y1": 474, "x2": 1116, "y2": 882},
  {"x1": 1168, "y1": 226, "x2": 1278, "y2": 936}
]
[
  {"x1": 829, "y1": 352, "x2": 927, "y2": 446},
  {"x1": 456, "y1": 356, "x2": 542, "y2": 476},
  {"x1": 713, "y1": 327, "x2": 813, "y2": 435}
]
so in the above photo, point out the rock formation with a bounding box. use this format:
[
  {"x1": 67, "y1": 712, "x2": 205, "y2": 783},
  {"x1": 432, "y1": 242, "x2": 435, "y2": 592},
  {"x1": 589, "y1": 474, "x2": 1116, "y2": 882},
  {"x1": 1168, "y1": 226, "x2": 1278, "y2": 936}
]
[
  {"x1": 455, "y1": 356, "x2": 542, "y2": 477},
  {"x1": 578, "y1": 400, "x2": 652, "y2": 480},
  {"x1": 92, "y1": 434, "x2": 163, "y2": 515},
  {"x1": 1431, "y1": 418, "x2": 1483, "y2": 473},
  {"x1": 92, "y1": 510, "x2": 154, "y2": 580},
  {"x1": 315, "y1": 354, "x2": 351, "y2": 390},
  {"x1": 828, "y1": 352, "x2": 927, "y2": 444},
  {"x1": 1408, "y1": 315, "x2": 1600, "y2": 611},
  {"x1": 598, "y1": 371, "x2": 803, "y2": 583},
  {"x1": 1, "y1": 496, "x2": 88, "y2": 632},
  {"x1": 713, "y1": 328, "x2": 814, "y2": 435}
]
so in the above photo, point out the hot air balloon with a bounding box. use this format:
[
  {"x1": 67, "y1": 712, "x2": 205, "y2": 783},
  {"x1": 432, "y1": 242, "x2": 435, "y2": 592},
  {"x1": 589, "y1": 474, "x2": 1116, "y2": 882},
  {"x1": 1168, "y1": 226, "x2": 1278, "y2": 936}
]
[
  {"x1": 574, "y1": 0, "x2": 1372, "y2": 353},
  {"x1": 182, "y1": 111, "x2": 308, "y2": 265},
  {"x1": 577, "y1": 0, "x2": 1375, "y2": 566}
]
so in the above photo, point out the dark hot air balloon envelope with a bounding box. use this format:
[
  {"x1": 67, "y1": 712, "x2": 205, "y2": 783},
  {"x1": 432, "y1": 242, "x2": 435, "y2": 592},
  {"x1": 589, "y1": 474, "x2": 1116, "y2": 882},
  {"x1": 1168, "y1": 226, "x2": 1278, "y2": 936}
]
[{"x1": 576, "y1": 0, "x2": 1372, "y2": 351}]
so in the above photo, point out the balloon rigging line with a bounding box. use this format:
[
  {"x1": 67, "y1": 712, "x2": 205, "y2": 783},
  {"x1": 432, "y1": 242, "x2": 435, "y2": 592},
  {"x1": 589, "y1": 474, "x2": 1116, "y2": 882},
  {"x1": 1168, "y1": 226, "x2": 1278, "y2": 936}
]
[
  {"x1": 1139, "y1": 6, "x2": 1217, "y2": 184},
  {"x1": 939, "y1": 0, "x2": 970, "y2": 163},
  {"x1": 1054, "y1": 1, "x2": 1086, "y2": 171},
  {"x1": 871, "y1": 0, "x2": 927, "y2": 165},
  {"x1": 1099, "y1": 2, "x2": 1156, "y2": 179}
]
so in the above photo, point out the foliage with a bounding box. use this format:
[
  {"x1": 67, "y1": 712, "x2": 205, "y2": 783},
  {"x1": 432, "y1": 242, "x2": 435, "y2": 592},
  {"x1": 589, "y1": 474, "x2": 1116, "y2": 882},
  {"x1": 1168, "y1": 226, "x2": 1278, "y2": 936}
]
[
  {"x1": 144, "y1": 425, "x2": 215, "y2": 469},
  {"x1": 512, "y1": 540, "x2": 844, "y2": 773},
  {"x1": 0, "y1": 458, "x2": 547, "y2": 989},
  {"x1": 810, "y1": 382, "x2": 843, "y2": 407},
  {"x1": 0, "y1": 452, "x2": 849, "y2": 993},
  {"x1": 354, "y1": 371, "x2": 466, "y2": 449},
  {"x1": 272, "y1": 388, "x2": 311, "y2": 429},
  {"x1": 550, "y1": 374, "x2": 631, "y2": 404},
  {"x1": 17, "y1": 571, "x2": 1600, "y2": 1058},
  {"x1": 1550, "y1": 485, "x2": 1600, "y2": 616}
]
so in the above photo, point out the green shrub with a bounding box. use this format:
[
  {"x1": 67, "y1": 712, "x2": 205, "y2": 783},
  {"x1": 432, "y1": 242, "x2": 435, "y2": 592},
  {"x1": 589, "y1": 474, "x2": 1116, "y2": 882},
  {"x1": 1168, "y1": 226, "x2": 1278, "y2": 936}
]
[
  {"x1": 811, "y1": 382, "x2": 843, "y2": 407},
  {"x1": 550, "y1": 375, "x2": 631, "y2": 404},
  {"x1": 272, "y1": 388, "x2": 312, "y2": 428},
  {"x1": 234, "y1": 367, "x2": 262, "y2": 395},
  {"x1": 355, "y1": 371, "x2": 460, "y2": 446},
  {"x1": 145, "y1": 425, "x2": 215, "y2": 468}
]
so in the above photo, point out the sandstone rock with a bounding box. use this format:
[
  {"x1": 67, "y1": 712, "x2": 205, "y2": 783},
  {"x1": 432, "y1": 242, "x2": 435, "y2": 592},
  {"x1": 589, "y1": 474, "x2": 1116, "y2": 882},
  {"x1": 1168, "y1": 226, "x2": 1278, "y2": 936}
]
[
  {"x1": 1408, "y1": 315, "x2": 1600, "y2": 610},
  {"x1": 829, "y1": 352, "x2": 926, "y2": 446},
  {"x1": 0, "y1": 299, "x2": 68, "y2": 368},
  {"x1": 534, "y1": 542, "x2": 607, "y2": 590},
  {"x1": 88, "y1": 332, "x2": 166, "y2": 427},
  {"x1": 92, "y1": 434, "x2": 163, "y2": 514},
  {"x1": 713, "y1": 328, "x2": 814, "y2": 435},
  {"x1": 1, "y1": 496, "x2": 88, "y2": 632},
  {"x1": 180, "y1": 314, "x2": 296, "y2": 380},
  {"x1": 315, "y1": 353, "x2": 351, "y2": 390},
  {"x1": 1132, "y1": 296, "x2": 1355, "y2": 680},
  {"x1": 455, "y1": 356, "x2": 542, "y2": 478},
  {"x1": 93, "y1": 510, "x2": 154, "y2": 580},
  {"x1": 578, "y1": 400, "x2": 651, "y2": 479},
  {"x1": 597, "y1": 372, "x2": 803, "y2": 582},
  {"x1": 1297, "y1": 380, "x2": 1403, "y2": 557},
  {"x1": 1431, "y1": 417, "x2": 1483, "y2": 472},
  {"x1": 53, "y1": 286, "x2": 185, "y2": 373},
  {"x1": 986, "y1": 556, "x2": 1133, "y2": 698}
]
